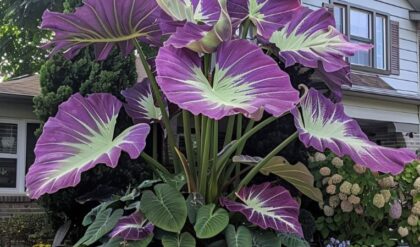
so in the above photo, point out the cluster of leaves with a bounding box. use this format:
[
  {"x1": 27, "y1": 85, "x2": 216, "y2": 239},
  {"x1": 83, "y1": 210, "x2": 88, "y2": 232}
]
[
  {"x1": 311, "y1": 153, "x2": 419, "y2": 246},
  {"x1": 0, "y1": 214, "x2": 54, "y2": 245},
  {"x1": 395, "y1": 160, "x2": 420, "y2": 245},
  {"x1": 75, "y1": 178, "x2": 310, "y2": 247}
]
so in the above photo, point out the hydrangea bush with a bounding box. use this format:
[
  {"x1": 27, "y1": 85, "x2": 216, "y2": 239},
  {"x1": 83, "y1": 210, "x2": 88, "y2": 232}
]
[
  {"x1": 312, "y1": 153, "x2": 420, "y2": 246},
  {"x1": 25, "y1": 0, "x2": 416, "y2": 246}
]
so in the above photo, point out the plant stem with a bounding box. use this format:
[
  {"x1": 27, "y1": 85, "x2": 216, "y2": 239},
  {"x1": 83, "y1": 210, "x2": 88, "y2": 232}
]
[
  {"x1": 199, "y1": 118, "x2": 213, "y2": 196},
  {"x1": 182, "y1": 110, "x2": 196, "y2": 179},
  {"x1": 152, "y1": 124, "x2": 158, "y2": 160},
  {"x1": 133, "y1": 40, "x2": 181, "y2": 172},
  {"x1": 234, "y1": 115, "x2": 243, "y2": 186},
  {"x1": 141, "y1": 152, "x2": 170, "y2": 175},
  {"x1": 194, "y1": 115, "x2": 201, "y2": 163},
  {"x1": 223, "y1": 116, "x2": 235, "y2": 146},
  {"x1": 236, "y1": 131, "x2": 298, "y2": 190},
  {"x1": 241, "y1": 19, "x2": 251, "y2": 39},
  {"x1": 216, "y1": 116, "x2": 277, "y2": 177}
]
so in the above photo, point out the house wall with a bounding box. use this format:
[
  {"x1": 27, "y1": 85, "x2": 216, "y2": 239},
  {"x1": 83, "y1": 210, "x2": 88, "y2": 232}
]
[
  {"x1": 0, "y1": 97, "x2": 42, "y2": 218},
  {"x1": 302, "y1": 0, "x2": 419, "y2": 94}
]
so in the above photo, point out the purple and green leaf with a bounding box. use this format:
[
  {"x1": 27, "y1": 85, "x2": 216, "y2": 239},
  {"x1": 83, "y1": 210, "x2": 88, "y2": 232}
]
[
  {"x1": 109, "y1": 212, "x2": 154, "y2": 241},
  {"x1": 41, "y1": 0, "x2": 161, "y2": 60},
  {"x1": 220, "y1": 182, "x2": 303, "y2": 237},
  {"x1": 291, "y1": 89, "x2": 416, "y2": 175},
  {"x1": 26, "y1": 93, "x2": 150, "y2": 199},
  {"x1": 156, "y1": 39, "x2": 299, "y2": 120},
  {"x1": 227, "y1": 0, "x2": 301, "y2": 38},
  {"x1": 121, "y1": 79, "x2": 163, "y2": 124}
]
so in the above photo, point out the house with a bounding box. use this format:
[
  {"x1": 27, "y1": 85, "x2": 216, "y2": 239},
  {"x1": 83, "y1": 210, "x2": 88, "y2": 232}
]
[
  {"x1": 302, "y1": 0, "x2": 420, "y2": 151},
  {"x1": 0, "y1": 75, "x2": 43, "y2": 218}
]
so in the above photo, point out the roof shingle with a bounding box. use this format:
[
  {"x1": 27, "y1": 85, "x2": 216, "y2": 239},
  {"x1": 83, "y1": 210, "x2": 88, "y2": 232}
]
[{"x1": 0, "y1": 75, "x2": 41, "y2": 97}]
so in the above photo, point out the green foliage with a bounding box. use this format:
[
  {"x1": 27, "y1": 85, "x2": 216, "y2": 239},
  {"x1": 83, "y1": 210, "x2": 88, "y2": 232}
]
[
  {"x1": 251, "y1": 230, "x2": 282, "y2": 247},
  {"x1": 194, "y1": 204, "x2": 229, "y2": 239},
  {"x1": 75, "y1": 208, "x2": 123, "y2": 247},
  {"x1": 140, "y1": 184, "x2": 187, "y2": 233},
  {"x1": 0, "y1": 214, "x2": 54, "y2": 246},
  {"x1": 224, "y1": 225, "x2": 252, "y2": 247},
  {"x1": 311, "y1": 153, "x2": 420, "y2": 246},
  {"x1": 161, "y1": 232, "x2": 196, "y2": 247}
]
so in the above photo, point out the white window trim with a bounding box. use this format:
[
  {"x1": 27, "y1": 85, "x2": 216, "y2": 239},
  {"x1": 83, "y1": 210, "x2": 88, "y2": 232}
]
[{"x1": 0, "y1": 118, "x2": 39, "y2": 195}]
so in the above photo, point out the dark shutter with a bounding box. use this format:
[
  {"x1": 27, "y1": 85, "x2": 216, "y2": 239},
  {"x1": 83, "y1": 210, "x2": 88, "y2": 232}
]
[
  {"x1": 322, "y1": 2, "x2": 335, "y2": 15},
  {"x1": 390, "y1": 20, "x2": 400, "y2": 75}
]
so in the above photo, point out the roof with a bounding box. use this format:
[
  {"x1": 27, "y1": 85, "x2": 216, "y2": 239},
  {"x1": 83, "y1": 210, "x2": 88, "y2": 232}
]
[
  {"x1": 408, "y1": 0, "x2": 420, "y2": 11},
  {"x1": 0, "y1": 75, "x2": 41, "y2": 98}
]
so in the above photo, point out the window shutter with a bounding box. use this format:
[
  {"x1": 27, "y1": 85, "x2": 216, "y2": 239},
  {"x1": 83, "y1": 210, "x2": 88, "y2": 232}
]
[
  {"x1": 390, "y1": 20, "x2": 400, "y2": 75},
  {"x1": 322, "y1": 2, "x2": 334, "y2": 15}
]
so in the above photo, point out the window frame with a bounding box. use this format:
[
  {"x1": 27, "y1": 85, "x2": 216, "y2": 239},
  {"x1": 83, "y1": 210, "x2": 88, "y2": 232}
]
[
  {"x1": 330, "y1": 0, "x2": 391, "y2": 75},
  {"x1": 0, "y1": 118, "x2": 39, "y2": 195}
]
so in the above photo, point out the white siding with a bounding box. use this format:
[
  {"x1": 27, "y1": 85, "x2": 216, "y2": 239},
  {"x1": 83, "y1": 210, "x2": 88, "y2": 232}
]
[{"x1": 302, "y1": 0, "x2": 419, "y2": 94}]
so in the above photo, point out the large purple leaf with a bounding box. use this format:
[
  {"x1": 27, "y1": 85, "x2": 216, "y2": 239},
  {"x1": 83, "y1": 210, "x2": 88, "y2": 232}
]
[
  {"x1": 291, "y1": 89, "x2": 416, "y2": 175},
  {"x1": 41, "y1": 0, "x2": 161, "y2": 60},
  {"x1": 269, "y1": 7, "x2": 371, "y2": 74},
  {"x1": 220, "y1": 182, "x2": 303, "y2": 237},
  {"x1": 109, "y1": 212, "x2": 154, "y2": 240},
  {"x1": 156, "y1": 39, "x2": 299, "y2": 120},
  {"x1": 157, "y1": 0, "x2": 220, "y2": 33},
  {"x1": 26, "y1": 93, "x2": 150, "y2": 199},
  {"x1": 164, "y1": 0, "x2": 232, "y2": 53},
  {"x1": 121, "y1": 79, "x2": 163, "y2": 124},
  {"x1": 227, "y1": 0, "x2": 301, "y2": 38}
]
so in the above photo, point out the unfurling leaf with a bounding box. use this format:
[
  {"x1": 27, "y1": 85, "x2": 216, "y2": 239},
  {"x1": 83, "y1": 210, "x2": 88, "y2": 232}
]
[
  {"x1": 26, "y1": 93, "x2": 150, "y2": 199},
  {"x1": 140, "y1": 184, "x2": 187, "y2": 233},
  {"x1": 291, "y1": 88, "x2": 416, "y2": 175},
  {"x1": 194, "y1": 204, "x2": 229, "y2": 239},
  {"x1": 232, "y1": 155, "x2": 323, "y2": 202},
  {"x1": 220, "y1": 183, "x2": 303, "y2": 237}
]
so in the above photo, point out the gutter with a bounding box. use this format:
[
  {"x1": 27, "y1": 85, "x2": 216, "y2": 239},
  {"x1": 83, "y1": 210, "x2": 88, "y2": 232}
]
[
  {"x1": 343, "y1": 86, "x2": 420, "y2": 105},
  {"x1": 0, "y1": 93, "x2": 35, "y2": 102}
]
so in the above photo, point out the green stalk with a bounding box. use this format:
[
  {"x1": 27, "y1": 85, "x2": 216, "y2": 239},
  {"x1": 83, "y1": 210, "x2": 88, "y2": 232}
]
[
  {"x1": 200, "y1": 116, "x2": 207, "y2": 155},
  {"x1": 223, "y1": 116, "x2": 235, "y2": 146},
  {"x1": 152, "y1": 124, "x2": 158, "y2": 160},
  {"x1": 199, "y1": 118, "x2": 213, "y2": 196},
  {"x1": 182, "y1": 110, "x2": 196, "y2": 179},
  {"x1": 241, "y1": 19, "x2": 251, "y2": 39},
  {"x1": 234, "y1": 115, "x2": 243, "y2": 186},
  {"x1": 194, "y1": 115, "x2": 202, "y2": 163},
  {"x1": 141, "y1": 153, "x2": 170, "y2": 175},
  {"x1": 216, "y1": 116, "x2": 277, "y2": 178},
  {"x1": 133, "y1": 40, "x2": 181, "y2": 172},
  {"x1": 207, "y1": 121, "x2": 219, "y2": 202},
  {"x1": 237, "y1": 131, "x2": 298, "y2": 190}
]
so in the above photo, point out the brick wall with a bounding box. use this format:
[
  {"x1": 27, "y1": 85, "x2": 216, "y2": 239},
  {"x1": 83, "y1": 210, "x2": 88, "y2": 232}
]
[{"x1": 0, "y1": 196, "x2": 44, "y2": 219}]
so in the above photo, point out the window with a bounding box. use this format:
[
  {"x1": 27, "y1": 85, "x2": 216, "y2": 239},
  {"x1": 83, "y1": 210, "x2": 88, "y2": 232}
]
[
  {"x1": 0, "y1": 119, "x2": 39, "y2": 194},
  {"x1": 332, "y1": 2, "x2": 389, "y2": 72}
]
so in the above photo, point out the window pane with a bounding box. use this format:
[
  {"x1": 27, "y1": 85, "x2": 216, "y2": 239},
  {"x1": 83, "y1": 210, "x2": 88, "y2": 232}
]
[
  {"x1": 0, "y1": 123, "x2": 17, "y2": 154},
  {"x1": 375, "y1": 15, "x2": 386, "y2": 69},
  {"x1": 0, "y1": 158, "x2": 17, "y2": 188},
  {"x1": 334, "y1": 6, "x2": 346, "y2": 34},
  {"x1": 350, "y1": 9, "x2": 371, "y2": 39},
  {"x1": 26, "y1": 123, "x2": 40, "y2": 173},
  {"x1": 350, "y1": 40, "x2": 371, "y2": 66}
]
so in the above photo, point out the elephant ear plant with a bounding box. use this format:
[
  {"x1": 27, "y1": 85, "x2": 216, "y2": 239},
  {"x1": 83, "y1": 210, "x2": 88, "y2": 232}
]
[{"x1": 26, "y1": 0, "x2": 416, "y2": 246}]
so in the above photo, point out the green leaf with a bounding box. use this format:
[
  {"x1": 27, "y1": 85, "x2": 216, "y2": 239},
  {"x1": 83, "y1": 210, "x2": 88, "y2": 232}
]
[
  {"x1": 127, "y1": 235, "x2": 154, "y2": 247},
  {"x1": 186, "y1": 193, "x2": 205, "y2": 224},
  {"x1": 76, "y1": 208, "x2": 123, "y2": 246},
  {"x1": 194, "y1": 204, "x2": 229, "y2": 239},
  {"x1": 277, "y1": 233, "x2": 309, "y2": 247},
  {"x1": 233, "y1": 156, "x2": 323, "y2": 202},
  {"x1": 157, "y1": 171, "x2": 186, "y2": 191},
  {"x1": 162, "y1": 232, "x2": 196, "y2": 247},
  {"x1": 252, "y1": 230, "x2": 281, "y2": 247},
  {"x1": 225, "y1": 225, "x2": 252, "y2": 247},
  {"x1": 82, "y1": 200, "x2": 116, "y2": 226},
  {"x1": 140, "y1": 184, "x2": 187, "y2": 233}
]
